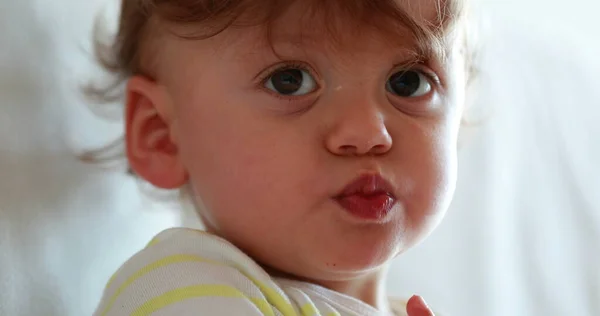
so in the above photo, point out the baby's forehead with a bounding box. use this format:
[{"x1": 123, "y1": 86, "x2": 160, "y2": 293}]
[
  {"x1": 241, "y1": 3, "x2": 450, "y2": 47},
  {"x1": 251, "y1": 0, "x2": 449, "y2": 39},
  {"x1": 238, "y1": 1, "x2": 458, "y2": 62},
  {"x1": 148, "y1": 0, "x2": 464, "y2": 73},
  {"x1": 227, "y1": 26, "x2": 421, "y2": 65}
]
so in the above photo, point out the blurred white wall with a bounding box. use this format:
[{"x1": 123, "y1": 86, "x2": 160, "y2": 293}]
[{"x1": 0, "y1": 0, "x2": 598, "y2": 315}]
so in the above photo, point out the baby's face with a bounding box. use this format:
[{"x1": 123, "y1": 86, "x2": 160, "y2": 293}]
[{"x1": 139, "y1": 2, "x2": 466, "y2": 281}]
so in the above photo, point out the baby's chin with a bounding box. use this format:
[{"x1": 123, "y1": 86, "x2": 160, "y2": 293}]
[
  {"x1": 279, "y1": 235, "x2": 405, "y2": 283},
  {"x1": 282, "y1": 254, "x2": 394, "y2": 285}
]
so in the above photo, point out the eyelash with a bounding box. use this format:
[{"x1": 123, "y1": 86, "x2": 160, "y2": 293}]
[
  {"x1": 391, "y1": 61, "x2": 441, "y2": 85},
  {"x1": 257, "y1": 63, "x2": 319, "y2": 105},
  {"x1": 258, "y1": 61, "x2": 319, "y2": 87}
]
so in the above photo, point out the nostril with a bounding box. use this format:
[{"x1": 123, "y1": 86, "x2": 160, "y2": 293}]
[
  {"x1": 370, "y1": 144, "x2": 390, "y2": 155},
  {"x1": 338, "y1": 145, "x2": 358, "y2": 156}
]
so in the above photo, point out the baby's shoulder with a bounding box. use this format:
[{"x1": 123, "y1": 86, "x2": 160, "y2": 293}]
[
  {"x1": 94, "y1": 228, "x2": 281, "y2": 316},
  {"x1": 105, "y1": 227, "x2": 255, "y2": 286}
]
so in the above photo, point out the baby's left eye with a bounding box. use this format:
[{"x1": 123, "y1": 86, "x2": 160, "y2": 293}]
[
  {"x1": 264, "y1": 68, "x2": 317, "y2": 96},
  {"x1": 386, "y1": 70, "x2": 432, "y2": 98}
]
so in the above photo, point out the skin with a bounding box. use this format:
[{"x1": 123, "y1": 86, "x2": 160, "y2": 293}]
[{"x1": 124, "y1": 2, "x2": 466, "y2": 315}]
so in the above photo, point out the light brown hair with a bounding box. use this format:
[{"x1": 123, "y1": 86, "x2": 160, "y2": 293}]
[{"x1": 83, "y1": 0, "x2": 471, "y2": 170}]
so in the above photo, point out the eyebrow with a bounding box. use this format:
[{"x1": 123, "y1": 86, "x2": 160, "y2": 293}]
[{"x1": 265, "y1": 39, "x2": 428, "y2": 67}]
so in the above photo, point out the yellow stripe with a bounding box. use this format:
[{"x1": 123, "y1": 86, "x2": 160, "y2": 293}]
[
  {"x1": 139, "y1": 229, "x2": 297, "y2": 314},
  {"x1": 249, "y1": 280, "x2": 297, "y2": 315},
  {"x1": 100, "y1": 248, "x2": 296, "y2": 315},
  {"x1": 104, "y1": 273, "x2": 117, "y2": 292},
  {"x1": 300, "y1": 302, "x2": 318, "y2": 316},
  {"x1": 320, "y1": 302, "x2": 341, "y2": 316},
  {"x1": 145, "y1": 237, "x2": 161, "y2": 248},
  {"x1": 103, "y1": 235, "x2": 164, "y2": 292},
  {"x1": 130, "y1": 285, "x2": 273, "y2": 316},
  {"x1": 250, "y1": 297, "x2": 277, "y2": 316},
  {"x1": 99, "y1": 254, "x2": 221, "y2": 316}
]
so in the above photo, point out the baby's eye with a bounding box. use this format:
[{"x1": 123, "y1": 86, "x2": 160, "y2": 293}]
[
  {"x1": 264, "y1": 68, "x2": 317, "y2": 96},
  {"x1": 386, "y1": 70, "x2": 432, "y2": 98}
]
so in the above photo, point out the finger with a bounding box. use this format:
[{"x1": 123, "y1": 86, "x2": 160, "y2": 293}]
[{"x1": 406, "y1": 295, "x2": 435, "y2": 316}]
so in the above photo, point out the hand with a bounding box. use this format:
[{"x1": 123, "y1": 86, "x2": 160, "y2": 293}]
[{"x1": 406, "y1": 295, "x2": 435, "y2": 316}]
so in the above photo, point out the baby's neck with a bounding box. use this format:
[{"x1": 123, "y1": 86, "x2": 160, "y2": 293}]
[
  {"x1": 324, "y1": 274, "x2": 392, "y2": 312},
  {"x1": 266, "y1": 265, "x2": 393, "y2": 314}
]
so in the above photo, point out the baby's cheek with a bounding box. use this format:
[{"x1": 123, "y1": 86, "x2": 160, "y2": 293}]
[
  {"x1": 419, "y1": 143, "x2": 457, "y2": 232},
  {"x1": 402, "y1": 134, "x2": 457, "y2": 230}
]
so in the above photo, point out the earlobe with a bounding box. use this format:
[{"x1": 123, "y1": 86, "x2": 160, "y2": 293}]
[{"x1": 125, "y1": 76, "x2": 188, "y2": 189}]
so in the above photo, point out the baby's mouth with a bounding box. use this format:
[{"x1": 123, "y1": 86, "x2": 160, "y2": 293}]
[{"x1": 334, "y1": 174, "x2": 397, "y2": 221}]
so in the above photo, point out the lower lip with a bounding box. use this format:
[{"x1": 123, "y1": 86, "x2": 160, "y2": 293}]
[{"x1": 335, "y1": 194, "x2": 396, "y2": 221}]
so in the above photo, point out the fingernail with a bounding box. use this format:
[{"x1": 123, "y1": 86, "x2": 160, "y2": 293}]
[{"x1": 415, "y1": 295, "x2": 430, "y2": 309}]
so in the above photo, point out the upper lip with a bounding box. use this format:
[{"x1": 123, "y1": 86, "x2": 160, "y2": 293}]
[{"x1": 335, "y1": 173, "x2": 396, "y2": 199}]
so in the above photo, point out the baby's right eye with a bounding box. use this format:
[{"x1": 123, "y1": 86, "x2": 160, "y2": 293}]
[{"x1": 264, "y1": 67, "x2": 317, "y2": 96}]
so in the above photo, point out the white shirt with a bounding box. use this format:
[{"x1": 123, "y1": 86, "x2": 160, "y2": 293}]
[{"x1": 94, "y1": 228, "x2": 409, "y2": 316}]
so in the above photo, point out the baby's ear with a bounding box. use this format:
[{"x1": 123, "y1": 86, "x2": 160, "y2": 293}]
[{"x1": 124, "y1": 76, "x2": 187, "y2": 189}]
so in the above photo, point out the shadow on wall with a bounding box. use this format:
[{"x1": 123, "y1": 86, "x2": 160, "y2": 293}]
[
  {"x1": 0, "y1": 2, "x2": 197, "y2": 315},
  {"x1": 0, "y1": 153, "x2": 116, "y2": 316},
  {"x1": 0, "y1": 2, "x2": 115, "y2": 315}
]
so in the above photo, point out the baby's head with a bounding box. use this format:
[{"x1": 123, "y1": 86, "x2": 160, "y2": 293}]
[{"x1": 96, "y1": 0, "x2": 471, "y2": 284}]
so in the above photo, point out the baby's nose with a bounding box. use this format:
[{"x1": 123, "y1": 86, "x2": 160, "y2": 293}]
[{"x1": 324, "y1": 102, "x2": 393, "y2": 157}]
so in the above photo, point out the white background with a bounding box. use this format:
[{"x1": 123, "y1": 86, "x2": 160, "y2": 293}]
[{"x1": 1, "y1": 0, "x2": 599, "y2": 315}]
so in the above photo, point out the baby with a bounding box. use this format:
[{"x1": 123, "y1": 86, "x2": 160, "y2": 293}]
[{"x1": 91, "y1": 0, "x2": 472, "y2": 315}]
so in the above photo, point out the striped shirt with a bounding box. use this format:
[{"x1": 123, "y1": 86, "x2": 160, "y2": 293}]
[{"x1": 94, "y1": 228, "x2": 409, "y2": 316}]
